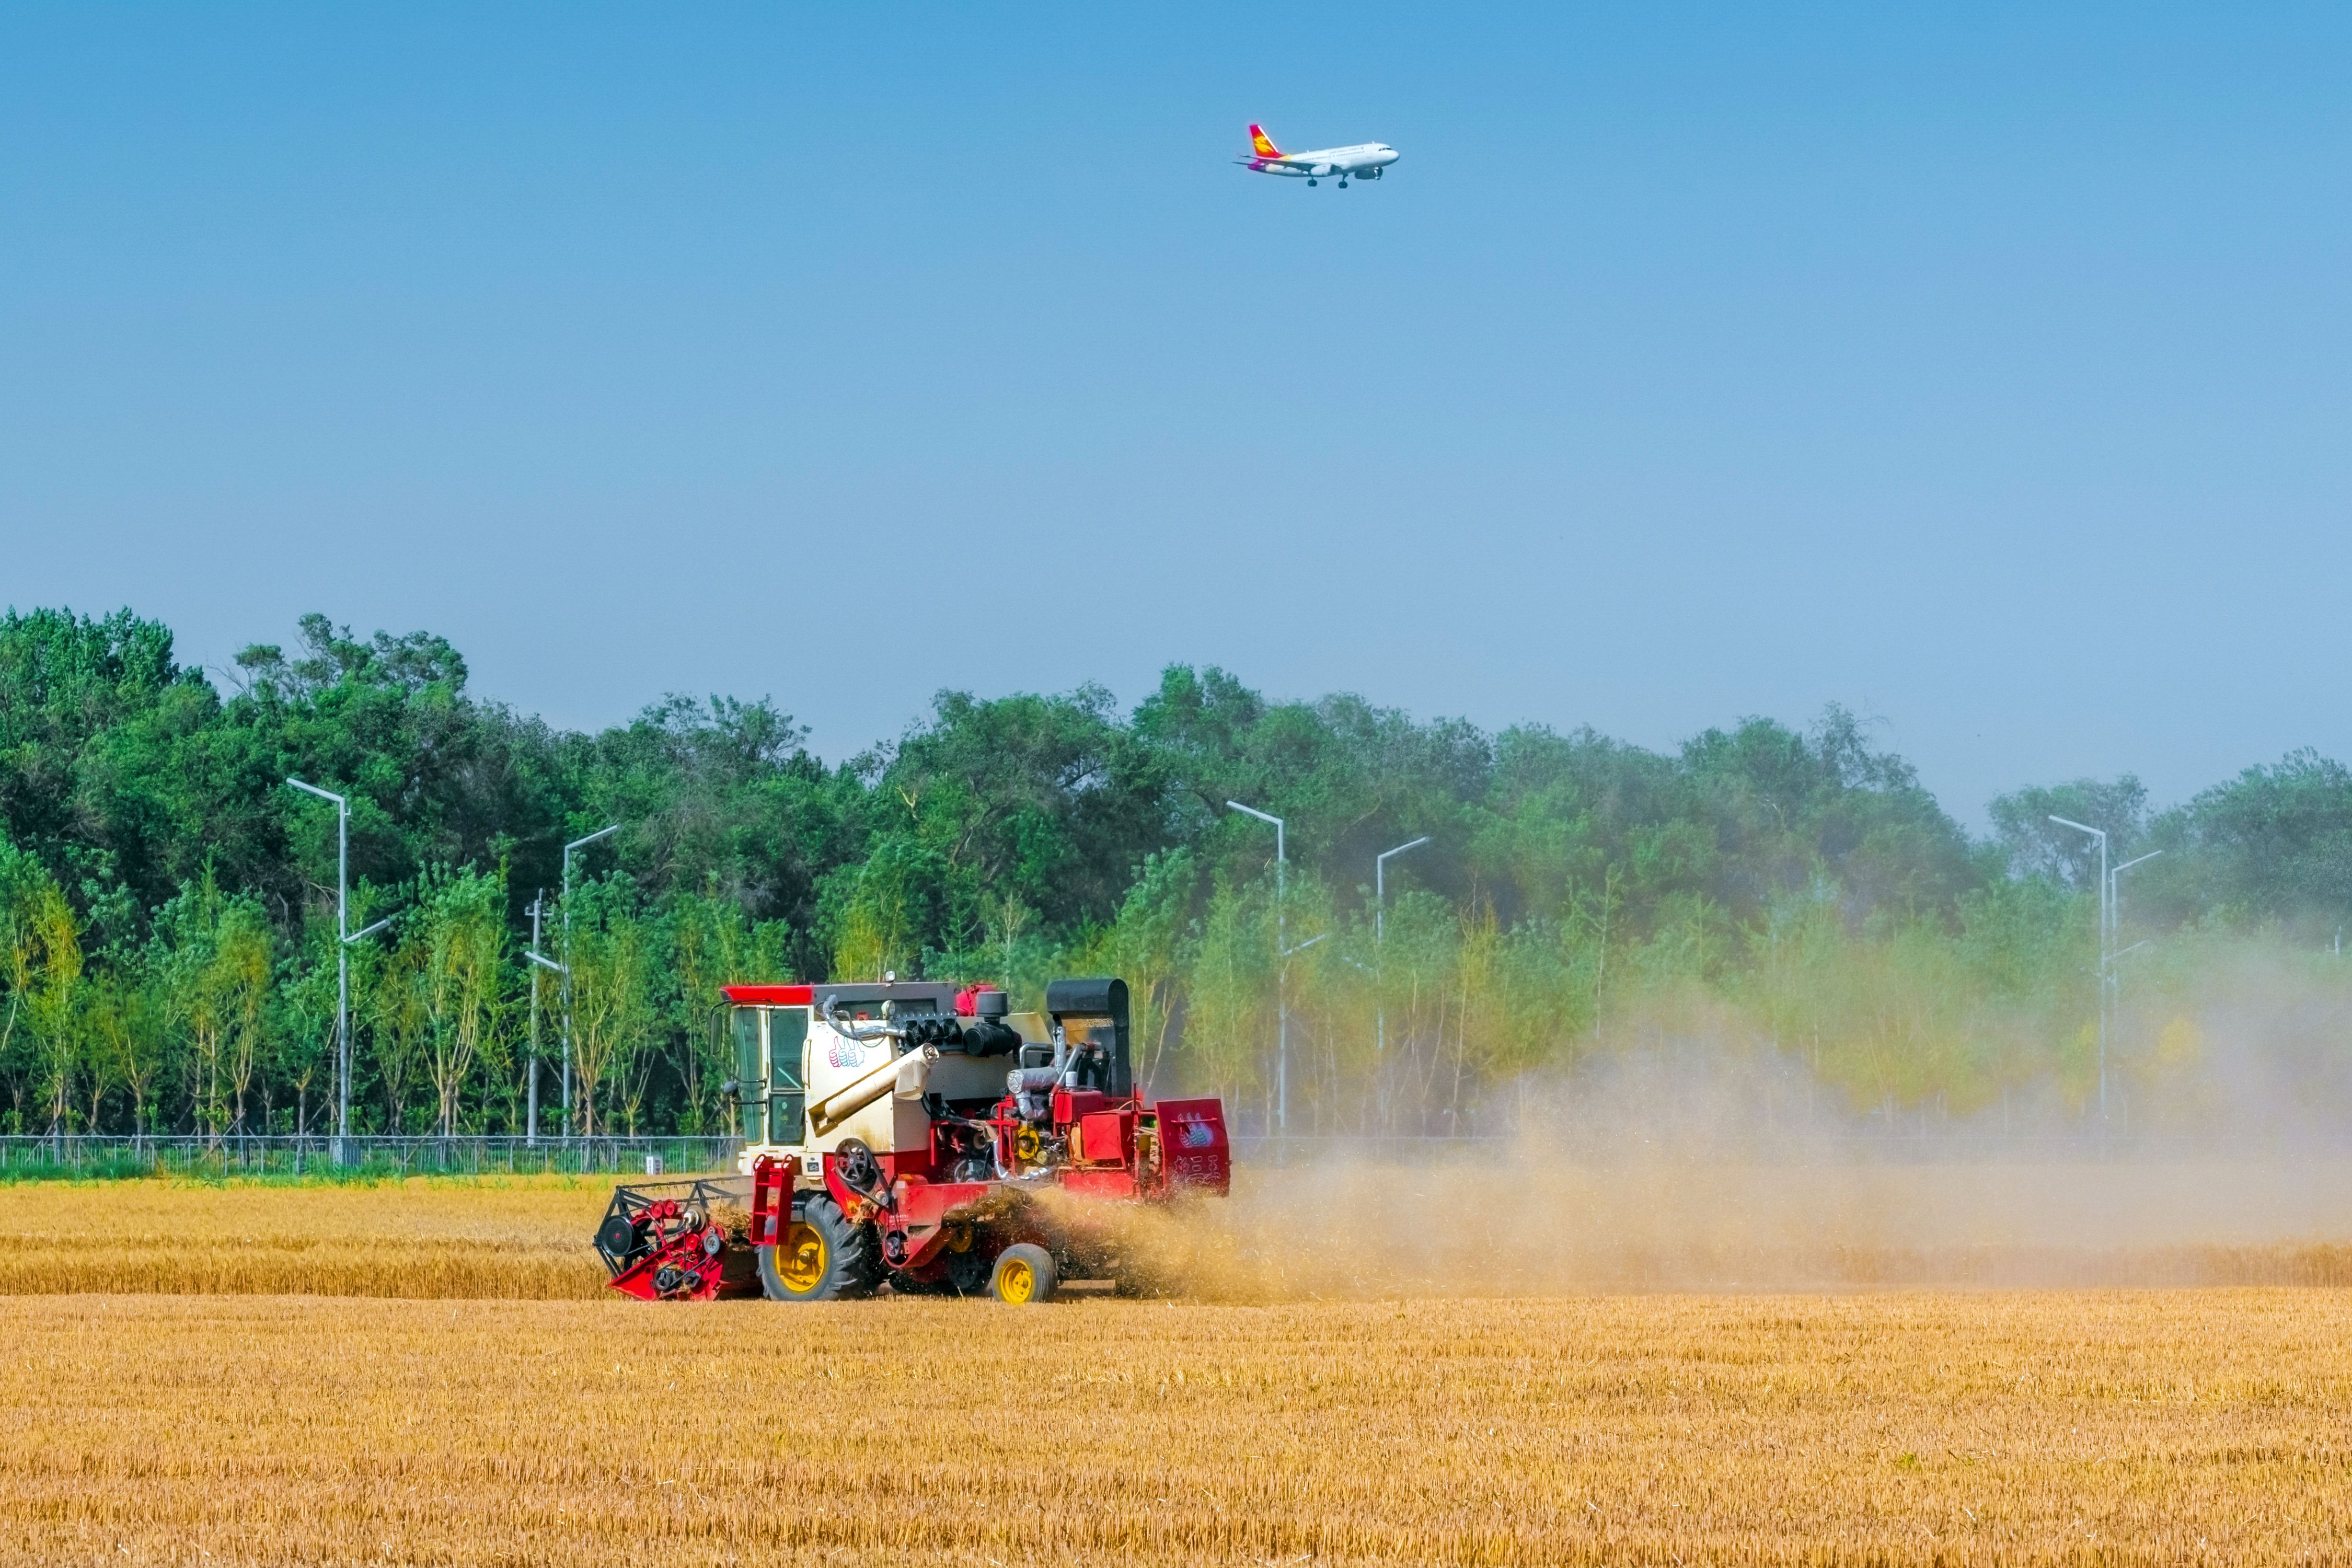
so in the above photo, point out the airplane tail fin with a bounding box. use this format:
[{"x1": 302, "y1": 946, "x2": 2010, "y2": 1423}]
[{"x1": 1248, "y1": 123, "x2": 1282, "y2": 158}]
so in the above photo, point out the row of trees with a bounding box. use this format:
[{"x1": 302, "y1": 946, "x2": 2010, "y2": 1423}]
[
  {"x1": 4, "y1": 605, "x2": 2350, "y2": 1139},
  {"x1": 0, "y1": 845, "x2": 786, "y2": 1138}
]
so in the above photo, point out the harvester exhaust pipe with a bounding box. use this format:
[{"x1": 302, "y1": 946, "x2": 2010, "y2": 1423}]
[
  {"x1": 1046, "y1": 977, "x2": 1130, "y2": 1095},
  {"x1": 1002, "y1": 977, "x2": 1132, "y2": 1119}
]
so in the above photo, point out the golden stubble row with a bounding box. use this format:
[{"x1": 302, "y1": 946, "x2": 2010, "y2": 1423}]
[
  {"x1": 8, "y1": 1290, "x2": 2352, "y2": 1566},
  {"x1": 15, "y1": 1166, "x2": 2352, "y2": 1300},
  {"x1": 0, "y1": 1177, "x2": 612, "y2": 1298}
]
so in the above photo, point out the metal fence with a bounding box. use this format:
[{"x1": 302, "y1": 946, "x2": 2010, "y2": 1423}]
[
  {"x1": 0, "y1": 1128, "x2": 2321, "y2": 1181},
  {"x1": 0, "y1": 1134, "x2": 743, "y2": 1178}
]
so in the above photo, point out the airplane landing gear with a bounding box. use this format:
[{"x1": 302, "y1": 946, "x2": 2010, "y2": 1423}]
[
  {"x1": 1339, "y1": 180, "x2": 1349, "y2": 188},
  {"x1": 1307, "y1": 177, "x2": 1318, "y2": 186}
]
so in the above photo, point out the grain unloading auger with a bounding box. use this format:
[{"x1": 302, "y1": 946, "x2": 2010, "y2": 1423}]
[{"x1": 593, "y1": 976, "x2": 1230, "y2": 1303}]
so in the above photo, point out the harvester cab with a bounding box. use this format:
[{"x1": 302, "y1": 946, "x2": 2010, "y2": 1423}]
[{"x1": 592, "y1": 974, "x2": 1230, "y2": 1304}]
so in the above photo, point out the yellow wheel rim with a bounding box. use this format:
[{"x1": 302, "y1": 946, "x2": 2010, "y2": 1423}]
[
  {"x1": 1013, "y1": 1126, "x2": 1042, "y2": 1162},
  {"x1": 946, "y1": 1226, "x2": 974, "y2": 1254},
  {"x1": 997, "y1": 1256, "x2": 1035, "y2": 1304},
  {"x1": 778, "y1": 1223, "x2": 827, "y2": 1294}
]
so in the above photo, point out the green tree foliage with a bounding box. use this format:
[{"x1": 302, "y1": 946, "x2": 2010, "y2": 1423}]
[
  {"x1": 144, "y1": 874, "x2": 271, "y2": 1139},
  {"x1": 1989, "y1": 776, "x2": 2151, "y2": 885},
  {"x1": 2147, "y1": 752, "x2": 2352, "y2": 929},
  {"x1": 0, "y1": 840, "x2": 82, "y2": 1133},
  {"x1": 413, "y1": 866, "x2": 508, "y2": 1138},
  {"x1": 5, "y1": 606, "x2": 2352, "y2": 1138},
  {"x1": 564, "y1": 876, "x2": 655, "y2": 1137},
  {"x1": 663, "y1": 887, "x2": 791, "y2": 1134}
]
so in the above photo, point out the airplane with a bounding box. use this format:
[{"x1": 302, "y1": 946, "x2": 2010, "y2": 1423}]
[{"x1": 1233, "y1": 124, "x2": 1400, "y2": 188}]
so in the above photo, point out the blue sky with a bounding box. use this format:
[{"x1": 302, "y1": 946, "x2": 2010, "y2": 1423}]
[{"x1": 4, "y1": 3, "x2": 2346, "y2": 823}]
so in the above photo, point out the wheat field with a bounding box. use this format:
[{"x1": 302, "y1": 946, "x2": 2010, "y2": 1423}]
[
  {"x1": 13, "y1": 1162, "x2": 2352, "y2": 1300},
  {"x1": 0, "y1": 1176, "x2": 610, "y2": 1297},
  {"x1": 7, "y1": 1174, "x2": 2352, "y2": 1564},
  {"x1": 9, "y1": 1290, "x2": 2352, "y2": 1565}
]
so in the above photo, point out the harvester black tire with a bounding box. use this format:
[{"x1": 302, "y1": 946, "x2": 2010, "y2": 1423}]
[
  {"x1": 758, "y1": 1192, "x2": 883, "y2": 1302},
  {"x1": 988, "y1": 1242, "x2": 1059, "y2": 1304}
]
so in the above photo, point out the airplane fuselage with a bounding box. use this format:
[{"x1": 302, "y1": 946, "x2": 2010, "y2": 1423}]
[{"x1": 1236, "y1": 141, "x2": 1400, "y2": 183}]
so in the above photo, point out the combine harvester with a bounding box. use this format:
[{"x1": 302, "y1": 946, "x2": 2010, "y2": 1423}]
[{"x1": 591, "y1": 976, "x2": 1230, "y2": 1303}]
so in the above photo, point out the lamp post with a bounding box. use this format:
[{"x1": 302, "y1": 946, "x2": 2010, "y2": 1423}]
[
  {"x1": 1226, "y1": 802, "x2": 1289, "y2": 1133},
  {"x1": 1374, "y1": 837, "x2": 1431, "y2": 1058},
  {"x1": 286, "y1": 779, "x2": 391, "y2": 1164},
  {"x1": 1277, "y1": 931, "x2": 1328, "y2": 1135},
  {"x1": 1374, "y1": 836, "x2": 1430, "y2": 1130},
  {"x1": 525, "y1": 946, "x2": 568, "y2": 1148},
  {"x1": 560, "y1": 825, "x2": 620, "y2": 1138},
  {"x1": 524, "y1": 889, "x2": 547, "y2": 1146},
  {"x1": 2109, "y1": 850, "x2": 2162, "y2": 947},
  {"x1": 2106, "y1": 850, "x2": 2163, "y2": 1097},
  {"x1": 2049, "y1": 815, "x2": 2112, "y2": 1120}
]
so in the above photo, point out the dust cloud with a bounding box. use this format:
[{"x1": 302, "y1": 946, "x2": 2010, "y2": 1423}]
[
  {"x1": 1110, "y1": 948, "x2": 2352, "y2": 1298},
  {"x1": 1162, "y1": 1158, "x2": 2352, "y2": 1297}
]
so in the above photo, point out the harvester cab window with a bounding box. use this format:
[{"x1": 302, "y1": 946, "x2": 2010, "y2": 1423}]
[
  {"x1": 732, "y1": 1008, "x2": 764, "y2": 1143},
  {"x1": 767, "y1": 1007, "x2": 808, "y2": 1147}
]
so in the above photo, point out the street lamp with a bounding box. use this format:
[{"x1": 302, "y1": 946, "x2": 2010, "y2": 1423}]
[
  {"x1": 523, "y1": 889, "x2": 548, "y2": 1145},
  {"x1": 2109, "y1": 850, "x2": 2162, "y2": 940},
  {"x1": 524, "y1": 948, "x2": 568, "y2": 1151},
  {"x1": 560, "y1": 824, "x2": 621, "y2": 1138},
  {"x1": 286, "y1": 779, "x2": 393, "y2": 1163},
  {"x1": 2049, "y1": 815, "x2": 2112, "y2": 1121},
  {"x1": 2106, "y1": 849, "x2": 2163, "y2": 1055},
  {"x1": 1226, "y1": 802, "x2": 1290, "y2": 1133},
  {"x1": 1277, "y1": 930, "x2": 1329, "y2": 1134},
  {"x1": 1374, "y1": 836, "x2": 1431, "y2": 1063}
]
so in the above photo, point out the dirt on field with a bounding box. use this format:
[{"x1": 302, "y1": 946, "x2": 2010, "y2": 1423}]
[
  {"x1": 8, "y1": 1289, "x2": 2352, "y2": 1565},
  {"x1": 1146, "y1": 1156, "x2": 2352, "y2": 1295}
]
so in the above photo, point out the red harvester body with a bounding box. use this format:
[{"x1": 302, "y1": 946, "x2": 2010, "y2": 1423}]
[{"x1": 592, "y1": 974, "x2": 1229, "y2": 1302}]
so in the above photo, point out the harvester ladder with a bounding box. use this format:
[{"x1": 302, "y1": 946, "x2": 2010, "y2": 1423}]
[{"x1": 748, "y1": 1154, "x2": 783, "y2": 1247}]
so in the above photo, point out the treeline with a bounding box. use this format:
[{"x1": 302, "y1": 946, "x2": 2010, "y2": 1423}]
[{"x1": 4, "y1": 606, "x2": 2350, "y2": 1139}]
